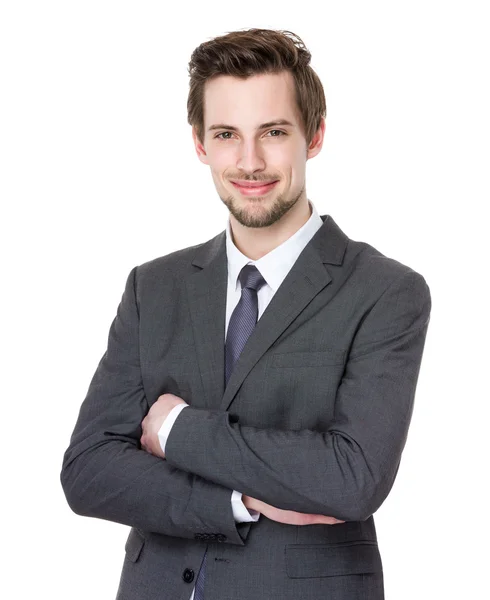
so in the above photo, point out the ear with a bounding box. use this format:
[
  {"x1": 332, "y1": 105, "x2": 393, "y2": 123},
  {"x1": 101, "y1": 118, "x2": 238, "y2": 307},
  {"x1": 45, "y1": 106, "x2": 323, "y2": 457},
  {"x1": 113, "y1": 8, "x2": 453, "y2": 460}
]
[
  {"x1": 192, "y1": 127, "x2": 209, "y2": 165},
  {"x1": 306, "y1": 117, "x2": 326, "y2": 160}
]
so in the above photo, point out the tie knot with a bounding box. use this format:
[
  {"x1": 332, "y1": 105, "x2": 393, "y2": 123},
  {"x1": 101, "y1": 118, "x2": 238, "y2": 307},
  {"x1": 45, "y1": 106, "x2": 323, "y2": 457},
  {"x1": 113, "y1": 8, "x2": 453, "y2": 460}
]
[{"x1": 239, "y1": 264, "x2": 266, "y2": 292}]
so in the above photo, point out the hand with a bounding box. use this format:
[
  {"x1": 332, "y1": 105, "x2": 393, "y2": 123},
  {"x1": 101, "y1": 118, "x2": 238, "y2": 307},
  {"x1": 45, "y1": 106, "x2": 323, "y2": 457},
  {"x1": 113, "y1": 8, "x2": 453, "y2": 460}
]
[
  {"x1": 140, "y1": 393, "x2": 188, "y2": 458},
  {"x1": 242, "y1": 495, "x2": 345, "y2": 526}
]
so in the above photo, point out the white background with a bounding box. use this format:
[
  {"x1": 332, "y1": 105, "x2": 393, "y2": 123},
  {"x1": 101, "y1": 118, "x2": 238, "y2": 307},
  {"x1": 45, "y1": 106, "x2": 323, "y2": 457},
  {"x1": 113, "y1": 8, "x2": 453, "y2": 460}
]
[{"x1": 1, "y1": 1, "x2": 488, "y2": 598}]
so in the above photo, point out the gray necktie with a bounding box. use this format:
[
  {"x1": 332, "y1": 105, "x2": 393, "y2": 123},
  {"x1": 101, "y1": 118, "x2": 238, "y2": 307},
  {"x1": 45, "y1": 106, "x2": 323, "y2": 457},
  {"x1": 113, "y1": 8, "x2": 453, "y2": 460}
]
[{"x1": 193, "y1": 264, "x2": 266, "y2": 600}]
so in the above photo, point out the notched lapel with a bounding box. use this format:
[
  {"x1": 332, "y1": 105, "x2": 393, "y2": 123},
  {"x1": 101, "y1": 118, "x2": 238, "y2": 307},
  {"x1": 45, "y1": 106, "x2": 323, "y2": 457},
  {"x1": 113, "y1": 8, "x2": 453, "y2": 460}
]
[{"x1": 185, "y1": 232, "x2": 228, "y2": 410}]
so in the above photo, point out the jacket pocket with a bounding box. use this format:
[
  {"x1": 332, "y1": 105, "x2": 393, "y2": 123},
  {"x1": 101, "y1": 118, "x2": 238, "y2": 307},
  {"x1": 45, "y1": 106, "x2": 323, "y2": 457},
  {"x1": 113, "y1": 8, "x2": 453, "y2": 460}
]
[
  {"x1": 124, "y1": 528, "x2": 146, "y2": 563},
  {"x1": 285, "y1": 540, "x2": 382, "y2": 578},
  {"x1": 269, "y1": 349, "x2": 346, "y2": 368}
]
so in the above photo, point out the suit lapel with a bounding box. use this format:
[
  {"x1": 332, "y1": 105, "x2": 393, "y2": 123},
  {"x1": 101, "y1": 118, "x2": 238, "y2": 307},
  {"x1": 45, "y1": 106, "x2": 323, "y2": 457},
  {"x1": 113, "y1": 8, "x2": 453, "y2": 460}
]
[
  {"x1": 185, "y1": 231, "x2": 228, "y2": 409},
  {"x1": 185, "y1": 214, "x2": 349, "y2": 412}
]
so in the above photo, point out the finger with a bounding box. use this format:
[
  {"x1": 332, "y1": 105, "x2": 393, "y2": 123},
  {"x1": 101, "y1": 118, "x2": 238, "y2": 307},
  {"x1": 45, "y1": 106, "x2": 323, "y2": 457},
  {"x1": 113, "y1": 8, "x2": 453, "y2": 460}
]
[
  {"x1": 141, "y1": 443, "x2": 152, "y2": 455},
  {"x1": 309, "y1": 515, "x2": 344, "y2": 525}
]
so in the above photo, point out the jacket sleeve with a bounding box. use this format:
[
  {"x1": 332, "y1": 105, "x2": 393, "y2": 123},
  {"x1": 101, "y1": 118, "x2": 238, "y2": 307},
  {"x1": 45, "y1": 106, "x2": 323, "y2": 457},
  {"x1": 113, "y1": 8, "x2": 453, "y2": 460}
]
[
  {"x1": 60, "y1": 266, "x2": 252, "y2": 545},
  {"x1": 164, "y1": 270, "x2": 432, "y2": 522}
]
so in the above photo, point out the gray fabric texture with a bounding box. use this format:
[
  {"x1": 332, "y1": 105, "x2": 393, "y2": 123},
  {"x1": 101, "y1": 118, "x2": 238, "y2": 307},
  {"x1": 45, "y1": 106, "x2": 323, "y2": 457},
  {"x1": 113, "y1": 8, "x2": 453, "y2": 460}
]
[{"x1": 60, "y1": 214, "x2": 431, "y2": 600}]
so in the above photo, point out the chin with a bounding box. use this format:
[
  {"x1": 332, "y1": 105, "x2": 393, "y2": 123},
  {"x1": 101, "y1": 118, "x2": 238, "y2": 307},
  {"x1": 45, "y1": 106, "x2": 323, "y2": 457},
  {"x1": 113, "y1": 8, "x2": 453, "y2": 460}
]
[{"x1": 223, "y1": 190, "x2": 301, "y2": 229}]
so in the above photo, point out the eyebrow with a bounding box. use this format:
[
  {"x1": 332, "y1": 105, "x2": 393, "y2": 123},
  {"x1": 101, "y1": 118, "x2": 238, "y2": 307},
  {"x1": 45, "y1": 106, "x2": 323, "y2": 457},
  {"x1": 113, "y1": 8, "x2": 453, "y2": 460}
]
[{"x1": 207, "y1": 119, "x2": 295, "y2": 132}]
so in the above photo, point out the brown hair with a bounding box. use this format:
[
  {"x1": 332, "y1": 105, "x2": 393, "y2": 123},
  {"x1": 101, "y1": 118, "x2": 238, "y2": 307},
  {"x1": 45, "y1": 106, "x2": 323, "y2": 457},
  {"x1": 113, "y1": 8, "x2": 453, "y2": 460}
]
[{"x1": 187, "y1": 28, "x2": 326, "y2": 147}]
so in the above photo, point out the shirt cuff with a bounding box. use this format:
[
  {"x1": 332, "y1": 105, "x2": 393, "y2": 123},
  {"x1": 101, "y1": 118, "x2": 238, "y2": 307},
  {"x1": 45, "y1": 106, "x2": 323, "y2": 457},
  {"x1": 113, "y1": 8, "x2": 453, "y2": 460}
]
[
  {"x1": 231, "y1": 490, "x2": 260, "y2": 523},
  {"x1": 157, "y1": 404, "x2": 189, "y2": 454}
]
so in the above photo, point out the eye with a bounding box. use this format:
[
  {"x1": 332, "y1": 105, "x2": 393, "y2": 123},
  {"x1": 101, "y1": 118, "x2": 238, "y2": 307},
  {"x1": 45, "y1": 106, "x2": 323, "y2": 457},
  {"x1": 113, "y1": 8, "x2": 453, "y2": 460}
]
[
  {"x1": 214, "y1": 129, "x2": 287, "y2": 140},
  {"x1": 215, "y1": 131, "x2": 234, "y2": 140}
]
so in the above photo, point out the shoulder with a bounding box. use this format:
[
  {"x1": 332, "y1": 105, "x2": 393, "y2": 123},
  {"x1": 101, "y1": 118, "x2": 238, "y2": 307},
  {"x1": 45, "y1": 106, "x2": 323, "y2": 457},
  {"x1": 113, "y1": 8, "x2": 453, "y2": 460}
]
[
  {"x1": 135, "y1": 230, "x2": 223, "y2": 281},
  {"x1": 345, "y1": 237, "x2": 431, "y2": 304},
  {"x1": 321, "y1": 214, "x2": 430, "y2": 296}
]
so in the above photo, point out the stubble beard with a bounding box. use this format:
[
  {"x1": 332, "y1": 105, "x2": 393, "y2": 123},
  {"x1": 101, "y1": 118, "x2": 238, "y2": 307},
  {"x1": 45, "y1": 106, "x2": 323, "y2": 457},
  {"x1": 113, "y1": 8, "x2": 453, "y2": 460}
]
[{"x1": 220, "y1": 184, "x2": 305, "y2": 228}]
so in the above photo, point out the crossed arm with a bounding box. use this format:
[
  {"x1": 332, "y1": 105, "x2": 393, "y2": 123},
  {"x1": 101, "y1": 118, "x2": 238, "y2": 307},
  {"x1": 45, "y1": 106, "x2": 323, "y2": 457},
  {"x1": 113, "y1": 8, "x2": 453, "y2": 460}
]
[
  {"x1": 140, "y1": 397, "x2": 344, "y2": 526},
  {"x1": 143, "y1": 268, "x2": 431, "y2": 522},
  {"x1": 60, "y1": 265, "x2": 430, "y2": 542}
]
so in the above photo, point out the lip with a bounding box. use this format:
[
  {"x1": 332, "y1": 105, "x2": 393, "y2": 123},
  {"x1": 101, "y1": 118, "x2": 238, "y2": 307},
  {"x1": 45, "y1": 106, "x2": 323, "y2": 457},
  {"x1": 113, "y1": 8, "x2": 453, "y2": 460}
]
[{"x1": 231, "y1": 180, "x2": 279, "y2": 196}]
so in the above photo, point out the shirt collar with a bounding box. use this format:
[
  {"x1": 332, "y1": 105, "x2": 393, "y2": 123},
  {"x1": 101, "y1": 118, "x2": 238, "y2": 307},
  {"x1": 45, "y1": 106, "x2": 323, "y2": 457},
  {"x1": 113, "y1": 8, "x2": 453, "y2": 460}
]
[{"x1": 225, "y1": 199, "x2": 324, "y2": 293}]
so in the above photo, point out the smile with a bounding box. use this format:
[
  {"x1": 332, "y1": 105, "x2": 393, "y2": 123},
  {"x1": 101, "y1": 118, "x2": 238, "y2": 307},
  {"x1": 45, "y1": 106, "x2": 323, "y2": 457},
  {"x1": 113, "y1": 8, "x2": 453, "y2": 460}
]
[{"x1": 231, "y1": 181, "x2": 279, "y2": 196}]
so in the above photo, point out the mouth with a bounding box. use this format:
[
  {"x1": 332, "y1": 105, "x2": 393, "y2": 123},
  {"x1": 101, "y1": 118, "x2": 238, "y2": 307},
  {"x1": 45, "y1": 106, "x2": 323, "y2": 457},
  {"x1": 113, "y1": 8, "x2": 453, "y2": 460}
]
[{"x1": 230, "y1": 180, "x2": 279, "y2": 196}]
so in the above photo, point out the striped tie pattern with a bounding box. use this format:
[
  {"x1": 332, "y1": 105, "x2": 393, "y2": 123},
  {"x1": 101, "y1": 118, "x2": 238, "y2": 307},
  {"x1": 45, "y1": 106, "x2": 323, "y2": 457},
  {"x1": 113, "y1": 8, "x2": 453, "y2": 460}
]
[{"x1": 193, "y1": 264, "x2": 266, "y2": 600}]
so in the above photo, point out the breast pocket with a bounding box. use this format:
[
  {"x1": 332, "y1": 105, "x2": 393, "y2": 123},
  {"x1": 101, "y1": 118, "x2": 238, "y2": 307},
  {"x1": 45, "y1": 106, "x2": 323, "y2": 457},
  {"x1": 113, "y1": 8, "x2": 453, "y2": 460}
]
[
  {"x1": 261, "y1": 349, "x2": 347, "y2": 429},
  {"x1": 268, "y1": 349, "x2": 346, "y2": 368}
]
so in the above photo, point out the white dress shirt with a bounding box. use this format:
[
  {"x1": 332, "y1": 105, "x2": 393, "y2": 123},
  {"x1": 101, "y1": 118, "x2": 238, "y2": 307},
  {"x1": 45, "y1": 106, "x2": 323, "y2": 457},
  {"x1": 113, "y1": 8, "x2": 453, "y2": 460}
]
[{"x1": 157, "y1": 199, "x2": 324, "y2": 599}]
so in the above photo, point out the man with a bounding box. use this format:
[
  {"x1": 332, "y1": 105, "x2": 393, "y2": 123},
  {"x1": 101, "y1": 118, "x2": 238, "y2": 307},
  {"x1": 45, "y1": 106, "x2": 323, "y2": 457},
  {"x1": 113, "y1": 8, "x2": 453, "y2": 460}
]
[{"x1": 61, "y1": 28, "x2": 431, "y2": 600}]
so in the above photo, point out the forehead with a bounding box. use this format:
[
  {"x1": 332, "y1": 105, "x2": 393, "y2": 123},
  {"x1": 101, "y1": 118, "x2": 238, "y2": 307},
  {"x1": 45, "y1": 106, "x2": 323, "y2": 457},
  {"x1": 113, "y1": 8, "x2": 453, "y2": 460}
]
[{"x1": 203, "y1": 71, "x2": 300, "y2": 129}]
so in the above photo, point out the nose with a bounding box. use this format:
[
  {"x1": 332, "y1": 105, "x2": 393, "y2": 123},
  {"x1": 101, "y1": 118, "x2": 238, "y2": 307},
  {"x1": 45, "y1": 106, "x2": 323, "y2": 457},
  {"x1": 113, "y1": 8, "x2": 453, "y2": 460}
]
[{"x1": 236, "y1": 139, "x2": 266, "y2": 174}]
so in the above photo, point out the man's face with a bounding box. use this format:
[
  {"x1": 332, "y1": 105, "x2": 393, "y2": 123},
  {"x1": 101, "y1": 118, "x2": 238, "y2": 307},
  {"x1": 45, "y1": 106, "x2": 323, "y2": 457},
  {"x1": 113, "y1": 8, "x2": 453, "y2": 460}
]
[{"x1": 193, "y1": 71, "x2": 324, "y2": 228}]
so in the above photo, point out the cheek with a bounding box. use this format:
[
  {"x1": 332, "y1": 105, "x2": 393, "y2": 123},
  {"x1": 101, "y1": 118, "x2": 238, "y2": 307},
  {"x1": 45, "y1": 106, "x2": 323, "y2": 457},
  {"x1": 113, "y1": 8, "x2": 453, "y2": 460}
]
[
  {"x1": 290, "y1": 150, "x2": 306, "y2": 176},
  {"x1": 212, "y1": 158, "x2": 238, "y2": 183},
  {"x1": 208, "y1": 145, "x2": 237, "y2": 166},
  {"x1": 268, "y1": 144, "x2": 303, "y2": 170}
]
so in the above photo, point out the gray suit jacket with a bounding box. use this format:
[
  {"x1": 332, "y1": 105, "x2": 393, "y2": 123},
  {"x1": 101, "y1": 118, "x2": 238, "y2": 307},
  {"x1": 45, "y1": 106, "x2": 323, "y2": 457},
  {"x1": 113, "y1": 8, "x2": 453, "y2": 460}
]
[{"x1": 60, "y1": 214, "x2": 431, "y2": 600}]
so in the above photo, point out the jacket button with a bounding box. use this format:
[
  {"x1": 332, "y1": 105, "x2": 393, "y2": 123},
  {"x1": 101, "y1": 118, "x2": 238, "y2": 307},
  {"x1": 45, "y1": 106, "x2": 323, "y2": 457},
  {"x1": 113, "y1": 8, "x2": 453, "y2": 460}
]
[
  {"x1": 194, "y1": 533, "x2": 202, "y2": 540},
  {"x1": 216, "y1": 534, "x2": 227, "y2": 542},
  {"x1": 229, "y1": 413, "x2": 239, "y2": 423},
  {"x1": 182, "y1": 568, "x2": 194, "y2": 583}
]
